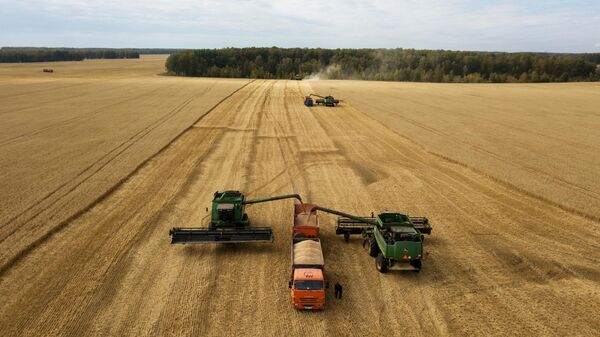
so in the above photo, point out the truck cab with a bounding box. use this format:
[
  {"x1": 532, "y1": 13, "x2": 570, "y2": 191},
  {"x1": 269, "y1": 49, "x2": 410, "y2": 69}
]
[{"x1": 290, "y1": 268, "x2": 325, "y2": 310}]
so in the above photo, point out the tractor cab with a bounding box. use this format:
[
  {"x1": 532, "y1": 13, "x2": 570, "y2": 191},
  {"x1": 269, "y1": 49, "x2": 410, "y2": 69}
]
[
  {"x1": 389, "y1": 226, "x2": 421, "y2": 243},
  {"x1": 304, "y1": 96, "x2": 314, "y2": 107},
  {"x1": 376, "y1": 212, "x2": 421, "y2": 243}
]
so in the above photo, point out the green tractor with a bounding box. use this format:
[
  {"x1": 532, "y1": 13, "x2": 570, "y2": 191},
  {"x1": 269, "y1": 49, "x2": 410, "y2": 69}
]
[
  {"x1": 310, "y1": 93, "x2": 340, "y2": 107},
  {"x1": 170, "y1": 190, "x2": 303, "y2": 244},
  {"x1": 310, "y1": 206, "x2": 432, "y2": 273}
]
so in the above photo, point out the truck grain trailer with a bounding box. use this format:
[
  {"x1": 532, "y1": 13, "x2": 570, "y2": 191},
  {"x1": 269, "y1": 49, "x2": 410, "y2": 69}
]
[
  {"x1": 293, "y1": 203, "x2": 319, "y2": 238},
  {"x1": 289, "y1": 203, "x2": 326, "y2": 310}
]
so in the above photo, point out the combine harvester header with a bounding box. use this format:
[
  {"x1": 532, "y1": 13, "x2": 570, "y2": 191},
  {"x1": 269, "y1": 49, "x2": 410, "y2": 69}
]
[{"x1": 170, "y1": 190, "x2": 303, "y2": 244}]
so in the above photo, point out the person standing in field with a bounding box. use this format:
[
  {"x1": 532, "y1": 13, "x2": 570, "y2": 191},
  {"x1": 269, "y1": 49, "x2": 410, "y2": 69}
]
[{"x1": 334, "y1": 282, "x2": 343, "y2": 299}]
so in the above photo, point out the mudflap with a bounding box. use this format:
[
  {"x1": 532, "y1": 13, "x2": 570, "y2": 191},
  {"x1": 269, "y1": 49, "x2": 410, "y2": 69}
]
[{"x1": 388, "y1": 259, "x2": 421, "y2": 271}]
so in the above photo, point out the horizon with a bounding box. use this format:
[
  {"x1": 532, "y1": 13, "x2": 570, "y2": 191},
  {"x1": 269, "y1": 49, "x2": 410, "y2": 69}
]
[{"x1": 2, "y1": 46, "x2": 600, "y2": 55}]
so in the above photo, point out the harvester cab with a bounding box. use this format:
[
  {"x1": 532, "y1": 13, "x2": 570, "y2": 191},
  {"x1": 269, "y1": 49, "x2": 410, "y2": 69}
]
[
  {"x1": 169, "y1": 190, "x2": 303, "y2": 244},
  {"x1": 210, "y1": 191, "x2": 248, "y2": 227},
  {"x1": 310, "y1": 206, "x2": 432, "y2": 273}
]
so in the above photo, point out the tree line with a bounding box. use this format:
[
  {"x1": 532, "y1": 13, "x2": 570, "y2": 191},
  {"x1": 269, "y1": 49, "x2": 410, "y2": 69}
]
[
  {"x1": 0, "y1": 47, "x2": 141, "y2": 63},
  {"x1": 166, "y1": 48, "x2": 600, "y2": 83}
]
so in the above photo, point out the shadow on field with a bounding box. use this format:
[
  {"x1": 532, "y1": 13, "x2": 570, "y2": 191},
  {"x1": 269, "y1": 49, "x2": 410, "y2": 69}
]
[{"x1": 181, "y1": 242, "x2": 275, "y2": 257}]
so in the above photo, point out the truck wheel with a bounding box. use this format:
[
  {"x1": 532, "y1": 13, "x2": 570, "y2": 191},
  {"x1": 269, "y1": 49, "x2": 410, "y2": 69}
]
[
  {"x1": 344, "y1": 232, "x2": 350, "y2": 242},
  {"x1": 376, "y1": 254, "x2": 388, "y2": 273},
  {"x1": 411, "y1": 259, "x2": 422, "y2": 272},
  {"x1": 369, "y1": 237, "x2": 380, "y2": 257}
]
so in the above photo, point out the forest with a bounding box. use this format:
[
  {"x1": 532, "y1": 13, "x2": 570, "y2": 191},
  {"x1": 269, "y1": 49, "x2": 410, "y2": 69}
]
[
  {"x1": 166, "y1": 48, "x2": 600, "y2": 83},
  {"x1": 0, "y1": 47, "x2": 141, "y2": 62}
]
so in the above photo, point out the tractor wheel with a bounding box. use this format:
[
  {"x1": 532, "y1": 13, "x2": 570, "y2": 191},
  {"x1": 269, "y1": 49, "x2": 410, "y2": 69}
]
[
  {"x1": 411, "y1": 259, "x2": 422, "y2": 272},
  {"x1": 369, "y1": 237, "x2": 380, "y2": 257},
  {"x1": 376, "y1": 254, "x2": 388, "y2": 273},
  {"x1": 344, "y1": 232, "x2": 350, "y2": 242}
]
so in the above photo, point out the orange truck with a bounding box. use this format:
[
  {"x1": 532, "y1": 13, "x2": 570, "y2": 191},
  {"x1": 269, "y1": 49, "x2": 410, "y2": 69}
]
[{"x1": 289, "y1": 204, "x2": 326, "y2": 310}]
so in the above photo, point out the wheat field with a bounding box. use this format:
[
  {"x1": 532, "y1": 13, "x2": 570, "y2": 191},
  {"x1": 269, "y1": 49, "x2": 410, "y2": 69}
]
[{"x1": 1, "y1": 56, "x2": 598, "y2": 337}]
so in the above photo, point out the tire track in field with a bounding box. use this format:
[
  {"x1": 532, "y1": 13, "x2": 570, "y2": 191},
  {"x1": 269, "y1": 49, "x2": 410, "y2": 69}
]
[
  {"x1": 0, "y1": 80, "x2": 254, "y2": 276},
  {"x1": 1, "y1": 124, "x2": 226, "y2": 337},
  {"x1": 264, "y1": 81, "x2": 310, "y2": 198},
  {"x1": 119, "y1": 85, "x2": 268, "y2": 335},
  {"x1": 239, "y1": 81, "x2": 275, "y2": 192},
  {"x1": 323, "y1": 100, "x2": 600, "y2": 254},
  {"x1": 0, "y1": 81, "x2": 263, "y2": 337},
  {"x1": 344, "y1": 100, "x2": 600, "y2": 222},
  {"x1": 389, "y1": 111, "x2": 600, "y2": 200},
  {"x1": 198, "y1": 82, "x2": 277, "y2": 336},
  {"x1": 0, "y1": 69, "x2": 155, "y2": 101},
  {"x1": 1, "y1": 94, "x2": 197, "y2": 233},
  {"x1": 59, "y1": 128, "x2": 226, "y2": 337},
  {"x1": 308, "y1": 93, "x2": 576, "y2": 330},
  {"x1": 331, "y1": 86, "x2": 600, "y2": 213},
  {"x1": 346, "y1": 104, "x2": 600, "y2": 245},
  {"x1": 295, "y1": 96, "x2": 441, "y2": 335},
  {"x1": 147, "y1": 81, "x2": 272, "y2": 336},
  {"x1": 0, "y1": 83, "x2": 168, "y2": 146},
  {"x1": 0, "y1": 80, "x2": 139, "y2": 117},
  {"x1": 0, "y1": 77, "x2": 130, "y2": 103},
  {"x1": 3, "y1": 78, "x2": 598, "y2": 336},
  {"x1": 1, "y1": 81, "x2": 217, "y2": 228},
  {"x1": 398, "y1": 92, "x2": 600, "y2": 152},
  {"x1": 0, "y1": 80, "x2": 88, "y2": 100},
  {"x1": 368, "y1": 104, "x2": 600, "y2": 331},
  {"x1": 310, "y1": 94, "x2": 600, "y2": 336},
  {"x1": 414, "y1": 173, "x2": 598, "y2": 335}
]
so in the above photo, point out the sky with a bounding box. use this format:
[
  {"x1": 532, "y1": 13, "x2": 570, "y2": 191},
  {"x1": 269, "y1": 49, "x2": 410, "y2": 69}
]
[{"x1": 1, "y1": 0, "x2": 599, "y2": 52}]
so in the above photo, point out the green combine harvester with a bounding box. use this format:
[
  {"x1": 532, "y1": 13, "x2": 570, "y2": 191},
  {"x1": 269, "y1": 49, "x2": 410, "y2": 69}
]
[
  {"x1": 310, "y1": 206, "x2": 432, "y2": 272},
  {"x1": 169, "y1": 190, "x2": 303, "y2": 244},
  {"x1": 310, "y1": 93, "x2": 340, "y2": 107}
]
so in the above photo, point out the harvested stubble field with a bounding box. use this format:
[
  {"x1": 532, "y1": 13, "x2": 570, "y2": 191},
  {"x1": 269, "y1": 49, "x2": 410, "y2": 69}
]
[{"x1": 0, "y1": 55, "x2": 599, "y2": 337}]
